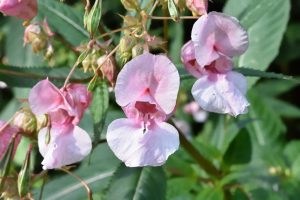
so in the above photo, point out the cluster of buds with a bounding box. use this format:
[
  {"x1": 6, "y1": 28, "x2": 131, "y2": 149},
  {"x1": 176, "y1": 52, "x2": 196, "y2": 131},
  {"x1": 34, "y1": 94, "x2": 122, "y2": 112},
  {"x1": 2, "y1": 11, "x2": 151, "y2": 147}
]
[
  {"x1": 12, "y1": 107, "x2": 48, "y2": 138},
  {"x1": 81, "y1": 41, "x2": 117, "y2": 86},
  {"x1": 23, "y1": 20, "x2": 54, "y2": 59}
]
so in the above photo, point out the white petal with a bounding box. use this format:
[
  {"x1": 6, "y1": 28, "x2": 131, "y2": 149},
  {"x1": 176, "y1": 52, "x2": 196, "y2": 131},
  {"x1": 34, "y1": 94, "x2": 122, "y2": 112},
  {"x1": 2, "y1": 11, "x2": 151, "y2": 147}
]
[
  {"x1": 38, "y1": 126, "x2": 92, "y2": 169},
  {"x1": 191, "y1": 72, "x2": 250, "y2": 117},
  {"x1": 106, "y1": 118, "x2": 179, "y2": 167}
]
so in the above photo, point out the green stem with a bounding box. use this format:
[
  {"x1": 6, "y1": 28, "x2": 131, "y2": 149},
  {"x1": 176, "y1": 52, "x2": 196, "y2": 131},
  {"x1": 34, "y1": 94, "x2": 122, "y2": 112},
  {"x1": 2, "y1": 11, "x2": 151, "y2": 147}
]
[{"x1": 170, "y1": 119, "x2": 221, "y2": 178}]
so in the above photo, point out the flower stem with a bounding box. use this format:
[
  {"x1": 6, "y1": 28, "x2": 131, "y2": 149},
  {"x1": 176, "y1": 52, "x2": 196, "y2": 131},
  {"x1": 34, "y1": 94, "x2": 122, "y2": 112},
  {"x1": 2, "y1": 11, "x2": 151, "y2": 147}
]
[
  {"x1": 150, "y1": 16, "x2": 199, "y2": 20},
  {"x1": 170, "y1": 119, "x2": 221, "y2": 178},
  {"x1": 59, "y1": 168, "x2": 93, "y2": 200}
]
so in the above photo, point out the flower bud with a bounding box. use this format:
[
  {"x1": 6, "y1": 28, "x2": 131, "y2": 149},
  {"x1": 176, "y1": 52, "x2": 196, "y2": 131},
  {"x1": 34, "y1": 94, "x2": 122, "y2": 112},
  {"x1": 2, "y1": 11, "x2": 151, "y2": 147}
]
[
  {"x1": 36, "y1": 114, "x2": 48, "y2": 133},
  {"x1": 85, "y1": 0, "x2": 102, "y2": 38},
  {"x1": 45, "y1": 44, "x2": 54, "y2": 60},
  {"x1": 18, "y1": 144, "x2": 32, "y2": 198},
  {"x1": 132, "y1": 43, "x2": 145, "y2": 58},
  {"x1": 186, "y1": 0, "x2": 208, "y2": 16},
  {"x1": 12, "y1": 108, "x2": 37, "y2": 136},
  {"x1": 97, "y1": 55, "x2": 116, "y2": 86},
  {"x1": 121, "y1": 0, "x2": 140, "y2": 11},
  {"x1": 24, "y1": 24, "x2": 48, "y2": 53}
]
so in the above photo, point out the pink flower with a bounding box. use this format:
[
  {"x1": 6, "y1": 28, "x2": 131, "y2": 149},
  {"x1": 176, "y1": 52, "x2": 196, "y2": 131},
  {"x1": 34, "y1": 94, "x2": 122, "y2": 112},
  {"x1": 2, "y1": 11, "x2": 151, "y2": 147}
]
[
  {"x1": 191, "y1": 12, "x2": 248, "y2": 68},
  {"x1": 0, "y1": 0, "x2": 37, "y2": 20},
  {"x1": 107, "y1": 53, "x2": 180, "y2": 167},
  {"x1": 186, "y1": 0, "x2": 208, "y2": 16},
  {"x1": 181, "y1": 12, "x2": 250, "y2": 116},
  {"x1": 0, "y1": 121, "x2": 21, "y2": 160},
  {"x1": 183, "y1": 101, "x2": 208, "y2": 122},
  {"x1": 29, "y1": 79, "x2": 92, "y2": 169}
]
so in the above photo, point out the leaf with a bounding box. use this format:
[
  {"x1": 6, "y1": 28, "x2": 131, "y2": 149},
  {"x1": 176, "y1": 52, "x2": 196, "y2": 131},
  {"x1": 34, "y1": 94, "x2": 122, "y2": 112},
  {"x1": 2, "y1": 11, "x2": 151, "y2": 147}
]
[
  {"x1": 234, "y1": 67, "x2": 296, "y2": 81},
  {"x1": 283, "y1": 141, "x2": 300, "y2": 166},
  {"x1": 223, "y1": 129, "x2": 252, "y2": 166},
  {"x1": 167, "y1": 177, "x2": 197, "y2": 200},
  {"x1": 90, "y1": 81, "x2": 109, "y2": 143},
  {"x1": 35, "y1": 144, "x2": 120, "y2": 200},
  {"x1": 267, "y1": 98, "x2": 300, "y2": 118},
  {"x1": 105, "y1": 165, "x2": 166, "y2": 200},
  {"x1": 224, "y1": 0, "x2": 291, "y2": 87},
  {"x1": 0, "y1": 64, "x2": 91, "y2": 88},
  {"x1": 5, "y1": 18, "x2": 45, "y2": 67},
  {"x1": 255, "y1": 79, "x2": 299, "y2": 97},
  {"x1": 38, "y1": 0, "x2": 89, "y2": 46},
  {"x1": 242, "y1": 90, "x2": 286, "y2": 146},
  {"x1": 196, "y1": 187, "x2": 224, "y2": 200}
]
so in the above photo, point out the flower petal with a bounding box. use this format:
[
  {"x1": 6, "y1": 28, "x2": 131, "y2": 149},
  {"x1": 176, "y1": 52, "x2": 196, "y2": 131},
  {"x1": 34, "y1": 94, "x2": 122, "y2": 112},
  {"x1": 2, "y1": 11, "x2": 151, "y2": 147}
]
[
  {"x1": 191, "y1": 71, "x2": 249, "y2": 116},
  {"x1": 29, "y1": 79, "x2": 64, "y2": 115},
  {"x1": 38, "y1": 126, "x2": 92, "y2": 169},
  {"x1": 0, "y1": 0, "x2": 37, "y2": 19},
  {"x1": 181, "y1": 40, "x2": 204, "y2": 78},
  {"x1": 115, "y1": 53, "x2": 179, "y2": 114},
  {"x1": 191, "y1": 12, "x2": 248, "y2": 66},
  {"x1": 0, "y1": 121, "x2": 21, "y2": 160},
  {"x1": 106, "y1": 118, "x2": 179, "y2": 167}
]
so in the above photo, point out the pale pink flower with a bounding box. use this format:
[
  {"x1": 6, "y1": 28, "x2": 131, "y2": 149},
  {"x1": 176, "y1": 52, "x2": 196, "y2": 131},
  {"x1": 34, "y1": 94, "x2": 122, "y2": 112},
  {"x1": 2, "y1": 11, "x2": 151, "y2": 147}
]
[
  {"x1": 0, "y1": 121, "x2": 21, "y2": 160},
  {"x1": 29, "y1": 79, "x2": 92, "y2": 169},
  {"x1": 181, "y1": 12, "x2": 250, "y2": 116},
  {"x1": 186, "y1": 0, "x2": 208, "y2": 16},
  {"x1": 0, "y1": 0, "x2": 37, "y2": 20},
  {"x1": 191, "y1": 12, "x2": 248, "y2": 68},
  {"x1": 183, "y1": 101, "x2": 208, "y2": 122},
  {"x1": 107, "y1": 53, "x2": 180, "y2": 167}
]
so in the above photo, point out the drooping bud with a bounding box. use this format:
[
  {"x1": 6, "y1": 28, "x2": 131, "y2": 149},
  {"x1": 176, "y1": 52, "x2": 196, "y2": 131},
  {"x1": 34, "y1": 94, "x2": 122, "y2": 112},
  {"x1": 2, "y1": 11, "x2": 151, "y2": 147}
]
[
  {"x1": 17, "y1": 144, "x2": 32, "y2": 198},
  {"x1": 97, "y1": 55, "x2": 116, "y2": 86},
  {"x1": 121, "y1": 0, "x2": 140, "y2": 11},
  {"x1": 24, "y1": 24, "x2": 48, "y2": 53},
  {"x1": 12, "y1": 108, "x2": 37, "y2": 136},
  {"x1": 45, "y1": 44, "x2": 54, "y2": 60}
]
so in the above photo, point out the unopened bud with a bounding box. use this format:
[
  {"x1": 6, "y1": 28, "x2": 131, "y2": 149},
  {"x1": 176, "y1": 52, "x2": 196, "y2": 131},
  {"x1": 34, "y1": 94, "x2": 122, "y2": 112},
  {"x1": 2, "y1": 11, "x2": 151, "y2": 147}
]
[
  {"x1": 123, "y1": 15, "x2": 139, "y2": 27},
  {"x1": 36, "y1": 114, "x2": 48, "y2": 133},
  {"x1": 121, "y1": 0, "x2": 140, "y2": 11},
  {"x1": 45, "y1": 44, "x2": 54, "y2": 60},
  {"x1": 132, "y1": 43, "x2": 145, "y2": 58},
  {"x1": 119, "y1": 36, "x2": 136, "y2": 53},
  {"x1": 0, "y1": 138, "x2": 15, "y2": 191},
  {"x1": 24, "y1": 24, "x2": 48, "y2": 53},
  {"x1": 85, "y1": 0, "x2": 102, "y2": 38},
  {"x1": 97, "y1": 55, "x2": 116, "y2": 86},
  {"x1": 12, "y1": 108, "x2": 36, "y2": 137},
  {"x1": 18, "y1": 144, "x2": 32, "y2": 198}
]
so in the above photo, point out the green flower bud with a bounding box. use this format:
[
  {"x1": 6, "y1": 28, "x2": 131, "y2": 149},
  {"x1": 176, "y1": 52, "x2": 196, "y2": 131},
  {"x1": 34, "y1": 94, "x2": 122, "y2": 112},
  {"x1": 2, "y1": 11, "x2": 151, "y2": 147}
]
[
  {"x1": 132, "y1": 43, "x2": 144, "y2": 58},
  {"x1": 17, "y1": 144, "x2": 32, "y2": 198},
  {"x1": 121, "y1": 0, "x2": 140, "y2": 11}
]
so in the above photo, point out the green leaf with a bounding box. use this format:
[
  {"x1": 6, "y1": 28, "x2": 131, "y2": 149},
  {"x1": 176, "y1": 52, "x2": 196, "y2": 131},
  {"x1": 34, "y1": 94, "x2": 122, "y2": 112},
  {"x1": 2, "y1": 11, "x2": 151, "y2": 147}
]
[
  {"x1": 105, "y1": 165, "x2": 166, "y2": 200},
  {"x1": 267, "y1": 98, "x2": 300, "y2": 118},
  {"x1": 234, "y1": 67, "x2": 296, "y2": 81},
  {"x1": 5, "y1": 18, "x2": 45, "y2": 67},
  {"x1": 242, "y1": 90, "x2": 286, "y2": 146},
  {"x1": 284, "y1": 141, "x2": 300, "y2": 166},
  {"x1": 223, "y1": 129, "x2": 252, "y2": 166},
  {"x1": 0, "y1": 65, "x2": 91, "y2": 88},
  {"x1": 36, "y1": 144, "x2": 120, "y2": 200},
  {"x1": 90, "y1": 81, "x2": 109, "y2": 143},
  {"x1": 255, "y1": 79, "x2": 299, "y2": 97},
  {"x1": 38, "y1": 0, "x2": 89, "y2": 46},
  {"x1": 224, "y1": 0, "x2": 290, "y2": 87},
  {"x1": 196, "y1": 187, "x2": 224, "y2": 200},
  {"x1": 167, "y1": 177, "x2": 197, "y2": 200}
]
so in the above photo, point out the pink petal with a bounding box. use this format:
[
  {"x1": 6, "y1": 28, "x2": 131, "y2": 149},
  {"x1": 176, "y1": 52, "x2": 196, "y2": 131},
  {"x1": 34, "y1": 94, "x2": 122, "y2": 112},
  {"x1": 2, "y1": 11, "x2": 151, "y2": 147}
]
[
  {"x1": 38, "y1": 125, "x2": 92, "y2": 169},
  {"x1": 0, "y1": 0, "x2": 37, "y2": 19},
  {"x1": 0, "y1": 121, "x2": 21, "y2": 160},
  {"x1": 106, "y1": 118, "x2": 179, "y2": 167},
  {"x1": 191, "y1": 12, "x2": 248, "y2": 66},
  {"x1": 63, "y1": 84, "x2": 92, "y2": 124},
  {"x1": 181, "y1": 40, "x2": 204, "y2": 78},
  {"x1": 29, "y1": 79, "x2": 64, "y2": 115},
  {"x1": 191, "y1": 71, "x2": 249, "y2": 117},
  {"x1": 115, "y1": 53, "x2": 179, "y2": 114}
]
